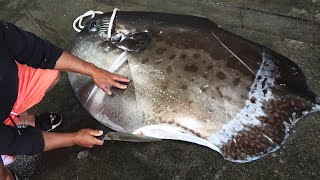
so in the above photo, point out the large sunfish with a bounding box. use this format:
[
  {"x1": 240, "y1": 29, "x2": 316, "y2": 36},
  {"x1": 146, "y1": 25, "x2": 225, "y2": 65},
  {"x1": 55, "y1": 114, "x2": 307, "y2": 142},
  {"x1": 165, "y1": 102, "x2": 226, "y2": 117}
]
[{"x1": 68, "y1": 11, "x2": 320, "y2": 162}]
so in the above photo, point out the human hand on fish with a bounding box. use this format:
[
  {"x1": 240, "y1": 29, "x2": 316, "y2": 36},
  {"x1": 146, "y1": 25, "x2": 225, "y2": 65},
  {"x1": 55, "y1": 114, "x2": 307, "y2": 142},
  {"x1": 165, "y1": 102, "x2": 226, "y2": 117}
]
[
  {"x1": 89, "y1": 65, "x2": 129, "y2": 95},
  {"x1": 55, "y1": 51, "x2": 129, "y2": 95}
]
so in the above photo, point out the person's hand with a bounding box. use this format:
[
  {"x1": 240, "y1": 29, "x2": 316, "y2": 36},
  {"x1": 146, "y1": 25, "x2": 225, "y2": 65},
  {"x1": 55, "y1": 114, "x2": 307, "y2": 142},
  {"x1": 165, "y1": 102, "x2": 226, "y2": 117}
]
[
  {"x1": 90, "y1": 66, "x2": 130, "y2": 95},
  {"x1": 54, "y1": 52, "x2": 130, "y2": 95},
  {"x1": 73, "y1": 129, "x2": 104, "y2": 148}
]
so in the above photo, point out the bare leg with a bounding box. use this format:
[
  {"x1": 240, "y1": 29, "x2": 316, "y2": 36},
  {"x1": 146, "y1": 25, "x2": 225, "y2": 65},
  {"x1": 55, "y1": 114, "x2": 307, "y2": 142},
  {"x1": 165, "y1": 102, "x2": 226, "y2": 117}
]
[
  {"x1": 0, "y1": 158, "x2": 14, "y2": 180},
  {"x1": 17, "y1": 111, "x2": 35, "y2": 127}
]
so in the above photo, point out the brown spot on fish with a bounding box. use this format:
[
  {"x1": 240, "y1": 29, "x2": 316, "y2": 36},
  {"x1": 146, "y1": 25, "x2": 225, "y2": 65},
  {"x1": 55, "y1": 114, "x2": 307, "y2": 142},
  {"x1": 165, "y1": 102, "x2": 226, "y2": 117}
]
[
  {"x1": 250, "y1": 97, "x2": 257, "y2": 104},
  {"x1": 207, "y1": 65, "x2": 213, "y2": 70},
  {"x1": 156, "y1": 47, "x2": 167, "y2": 55},
  {"x1": 233, "y1": 78, "x2": 241, "y2": 86},
  {"x1": 169, "y1": 54, "x2": 176, "y2": 60},
  {"x1": 166, "y1": 66, "x2": 173, "y2": 74},
  {"x1": 263, "y1": 89, "x2": 267, "y2": 95},
  {"x1": 184, "y1": 64, "x2": 198, "y2": 72},
  {"x1": 181, "y1": 54, "x2": 187, "y2": 59},
  {"x1": 193, "y1": 53, "x2": 201, "y2": 59},
  {"x1": 216, "y1": 72, "x2": 227, "y2": 80},
  {"x1": 257, "y1": 75, "x2": 262, "y2": 80},
  {"x1": 261, "y1": 78, "x2": 267, "y2": 88},
  {"x1": 141, "y1": 58, "x2": 149, "y2": 64},
  {"x1": 181, "y1": 84, "x2": 188, "y2": 90}
]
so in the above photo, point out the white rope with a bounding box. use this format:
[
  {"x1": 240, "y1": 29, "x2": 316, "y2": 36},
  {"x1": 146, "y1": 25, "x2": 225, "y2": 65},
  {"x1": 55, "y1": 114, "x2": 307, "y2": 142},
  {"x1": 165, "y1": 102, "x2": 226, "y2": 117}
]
[
  {"x1": 107, "y1": 8, "x2": 119, "y2": 40},
  {"x1": 73, "y1": 10, "x2": 103, "y2": 32}
]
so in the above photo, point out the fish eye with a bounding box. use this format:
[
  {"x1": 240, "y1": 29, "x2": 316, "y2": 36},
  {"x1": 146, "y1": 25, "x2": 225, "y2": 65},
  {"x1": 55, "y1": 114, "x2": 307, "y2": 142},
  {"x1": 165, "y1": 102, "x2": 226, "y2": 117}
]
[
  {"x1": 89, "y1": 21, "x2": 97, "y2": 32},
  {"x1": 90, "y1": 21, "x2": 96, "y2": 28}
]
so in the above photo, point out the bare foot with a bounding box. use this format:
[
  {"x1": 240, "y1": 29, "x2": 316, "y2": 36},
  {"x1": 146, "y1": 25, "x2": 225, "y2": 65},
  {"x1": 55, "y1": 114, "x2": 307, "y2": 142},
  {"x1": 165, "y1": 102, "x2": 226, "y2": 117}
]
[{"x1": 17, "y1": 111, "x2": 35, "y2": 127}]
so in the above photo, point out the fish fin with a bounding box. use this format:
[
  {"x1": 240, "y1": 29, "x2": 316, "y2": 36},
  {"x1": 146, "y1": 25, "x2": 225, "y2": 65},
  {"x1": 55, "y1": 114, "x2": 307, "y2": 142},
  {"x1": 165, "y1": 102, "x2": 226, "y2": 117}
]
[
  {"x1": 219, "y1": 122, "x2": 286, "y2": 163},
  {"x1": 133, "y1": 125, "x2": 220, "y2": 152},
  {"x1": 215, "y1": 96, "x2": 314, "y2": 163},
  {"x1": 115, "y1": 32, "x2": 151, "y2": 52}
]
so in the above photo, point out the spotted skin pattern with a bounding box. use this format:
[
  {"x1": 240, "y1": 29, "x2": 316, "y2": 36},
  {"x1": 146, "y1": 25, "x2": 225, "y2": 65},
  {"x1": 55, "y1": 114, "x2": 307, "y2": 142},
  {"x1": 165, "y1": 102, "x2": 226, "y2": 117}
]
[{"x1": 68, "y1": 11, "x2": 319, "y2": 162}]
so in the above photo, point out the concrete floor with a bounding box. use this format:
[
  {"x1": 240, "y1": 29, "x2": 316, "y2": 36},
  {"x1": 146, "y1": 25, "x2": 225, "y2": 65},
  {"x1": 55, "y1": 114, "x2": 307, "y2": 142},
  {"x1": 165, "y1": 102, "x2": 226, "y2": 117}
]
[{"x1": 1, "y1": 0, "x2": 319, "y2": 179}]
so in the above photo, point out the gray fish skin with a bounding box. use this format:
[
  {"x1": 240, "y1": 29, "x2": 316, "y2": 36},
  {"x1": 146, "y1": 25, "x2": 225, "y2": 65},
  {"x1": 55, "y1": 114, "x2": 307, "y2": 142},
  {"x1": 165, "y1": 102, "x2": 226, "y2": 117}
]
[{"x1": 68, "y1": 11, "x2": 319, "y2": 163}]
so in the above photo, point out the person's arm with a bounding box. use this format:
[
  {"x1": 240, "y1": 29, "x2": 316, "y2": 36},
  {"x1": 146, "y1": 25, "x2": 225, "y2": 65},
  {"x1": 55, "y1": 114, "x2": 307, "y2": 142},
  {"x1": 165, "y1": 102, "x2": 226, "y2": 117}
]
[
  {"x1": 0, "y1": 123, "x2": 104, "y2": 155},
  {"x1": 42, "y1": 129, "x2": 104, "y2": 151},
  {"x1": 0, "y1": 127, "x2": 103, "y2": 180},
  {"x1": 55, "y1": 51, "x2": 129, "y2": 95},
  {"x1": 1, "y1": 21, "x2": 130, "y2": 94}
]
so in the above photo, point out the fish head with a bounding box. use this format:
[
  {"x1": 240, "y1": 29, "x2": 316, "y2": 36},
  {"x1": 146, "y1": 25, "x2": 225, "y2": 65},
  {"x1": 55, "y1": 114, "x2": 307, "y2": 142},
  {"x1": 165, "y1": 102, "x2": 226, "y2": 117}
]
[
  {"x1": 83, "y1": 15, "x2": 110, "y2": 40},
  {"x1": 82, "y1": 14, "x2": 151, "y2": 52}
]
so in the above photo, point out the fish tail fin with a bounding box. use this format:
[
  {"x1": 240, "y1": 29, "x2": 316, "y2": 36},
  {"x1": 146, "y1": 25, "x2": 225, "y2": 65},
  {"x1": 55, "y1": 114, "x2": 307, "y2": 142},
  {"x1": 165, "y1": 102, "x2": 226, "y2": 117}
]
[
  {"x1": 214, "y1": 96, "x2": 313, "y2": 162},
  {"x1": 217, "y1": 117, "x2": 288, "y2": 163}
]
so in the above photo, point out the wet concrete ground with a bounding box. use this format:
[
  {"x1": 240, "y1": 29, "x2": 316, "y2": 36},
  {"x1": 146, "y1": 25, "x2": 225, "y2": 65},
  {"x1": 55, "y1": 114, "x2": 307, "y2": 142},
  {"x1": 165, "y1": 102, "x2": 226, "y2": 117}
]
[{"x1": 0, "y1": 0, "x2": 319, "y2": 179}]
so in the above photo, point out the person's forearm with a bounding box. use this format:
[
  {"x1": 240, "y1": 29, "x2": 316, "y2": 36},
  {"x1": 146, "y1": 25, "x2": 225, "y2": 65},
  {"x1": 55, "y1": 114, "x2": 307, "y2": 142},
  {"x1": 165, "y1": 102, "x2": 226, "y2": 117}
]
[
  {"x1": 42, "y1": 129, "x2": 104, "y2": 151},
  {"x1": 42, "y1": 131, "x2": 76, "y2": 152},
  {"x1": 55, "y1": 51, "x2": 129, "y2": 95},
  {"x1": 54, "y1": 51, "x2": 96, "y2": 76}
]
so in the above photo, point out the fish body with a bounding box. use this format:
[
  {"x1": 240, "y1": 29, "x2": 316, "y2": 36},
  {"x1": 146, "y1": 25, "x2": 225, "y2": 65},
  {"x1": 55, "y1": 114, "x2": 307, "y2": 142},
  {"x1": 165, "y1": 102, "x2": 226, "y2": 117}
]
[{"x1": 68, "y1": 11, "x2": 319, "y2": 162}]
